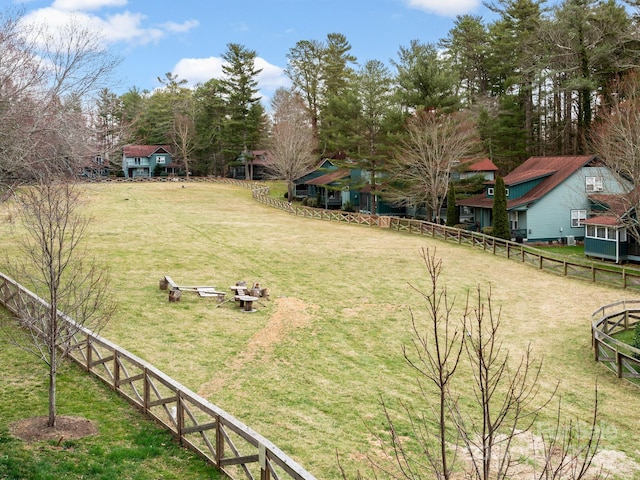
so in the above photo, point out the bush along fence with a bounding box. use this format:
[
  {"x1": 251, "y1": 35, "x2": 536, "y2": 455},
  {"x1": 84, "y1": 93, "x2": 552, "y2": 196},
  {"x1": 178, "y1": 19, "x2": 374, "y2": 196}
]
[
  {"x1": 0, "y1": 271, "x2": 316, "y2": 480},
  {"x1": 592, "y1": 300, "x2": 640, "y2": 384},
  {"x1": 210, "y1": 178, "x2": 640, "y2": 291}
]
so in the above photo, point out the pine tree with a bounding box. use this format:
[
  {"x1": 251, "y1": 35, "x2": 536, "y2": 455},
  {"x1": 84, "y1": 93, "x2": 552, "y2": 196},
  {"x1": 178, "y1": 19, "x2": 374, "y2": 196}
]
[{"x1": 492, "y1": 176, "x2": 511, "y2": 240}]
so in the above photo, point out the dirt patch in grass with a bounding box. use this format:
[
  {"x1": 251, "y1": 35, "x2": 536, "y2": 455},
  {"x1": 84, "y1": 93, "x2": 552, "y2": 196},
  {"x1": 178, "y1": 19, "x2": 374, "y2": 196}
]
[
  {"x1": 197, "y1": 297, "x2": 315, "y2": 398},
  {"x1": 10, "y1": 415, "x2": 98, "y2": 443}
]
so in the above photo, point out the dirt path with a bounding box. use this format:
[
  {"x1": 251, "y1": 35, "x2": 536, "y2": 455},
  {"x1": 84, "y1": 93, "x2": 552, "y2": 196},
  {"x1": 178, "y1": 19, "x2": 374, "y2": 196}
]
[{"x1": 197, "y1": 297, "x2": 315, "y2": 398}]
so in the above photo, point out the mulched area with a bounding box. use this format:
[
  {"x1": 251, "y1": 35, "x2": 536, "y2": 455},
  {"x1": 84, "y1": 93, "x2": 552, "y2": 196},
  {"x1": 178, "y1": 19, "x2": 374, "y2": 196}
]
[{"x1": 9, "y1": 415, "x2": 97, "y2": 443}]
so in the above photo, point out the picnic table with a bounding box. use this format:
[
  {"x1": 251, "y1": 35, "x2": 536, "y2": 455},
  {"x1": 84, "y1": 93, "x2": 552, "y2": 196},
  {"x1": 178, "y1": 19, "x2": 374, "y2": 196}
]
[{"x1": 237, "y1": 295, "x2": 259, "y2": 312}]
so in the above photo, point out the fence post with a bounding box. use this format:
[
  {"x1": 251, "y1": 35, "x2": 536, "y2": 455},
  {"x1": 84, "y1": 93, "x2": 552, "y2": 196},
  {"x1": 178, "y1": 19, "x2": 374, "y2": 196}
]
[
  {"x1": 85, "y1": 337, "x2": 92, "y2": 372},
  {"x1": 616, "y1": 350, "x2": 623, "y2": 378},
  {"x1": 114, "y1": 349, "x2": 120, "y2": 391},
  {"x1": 177, "y1": 392, "x2": 184, "y2": 442},
  {"x1": 215, "y1": 414, "x2": 224, "y2": 468},
  {"x1": 143, "y1": 367, "x2": 150, "y2": 414}
]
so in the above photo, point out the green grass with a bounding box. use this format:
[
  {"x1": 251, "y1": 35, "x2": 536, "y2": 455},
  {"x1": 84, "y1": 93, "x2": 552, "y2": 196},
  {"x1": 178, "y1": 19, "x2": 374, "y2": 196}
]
[
  {"x1": 1, "y1": 181, "x2": 640, "y2": 479},
  {"x1": 0, "y1": 324, "x2": 223, "y2": 480}
]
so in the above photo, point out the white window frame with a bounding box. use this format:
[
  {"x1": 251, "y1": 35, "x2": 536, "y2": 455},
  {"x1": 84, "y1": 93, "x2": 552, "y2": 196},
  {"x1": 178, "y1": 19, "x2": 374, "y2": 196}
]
[
  {"x1": 585, "y1": 176, "x2": 603, "y2": 192},
  {"x1": 157, "y1": 156, "x2": 166, "y2": 164},
  {"x1": 571, "y1": 209, "x2": 587, "y2": 228},
  {"x1": 487, "y1": 187, "x2": 494, "y2": 196}
]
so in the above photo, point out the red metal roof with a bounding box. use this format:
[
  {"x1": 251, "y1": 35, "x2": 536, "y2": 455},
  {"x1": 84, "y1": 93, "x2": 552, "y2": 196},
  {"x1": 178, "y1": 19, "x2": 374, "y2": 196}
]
[
  {"x1": 582, "y1": 215, "x2": 621, "y2": 226},
  {"x1": 458, "y1": 155, "x2": 599, "y2": 209},
  {"x1": 461, "y1": 157, "x2": 499, "y2": 172},
  {"x1": 123, "y1": 145, "x2": 172, "y2": 157},
  {"x1": 305, "y1": 169, "x2": 350, "y2": 185}
]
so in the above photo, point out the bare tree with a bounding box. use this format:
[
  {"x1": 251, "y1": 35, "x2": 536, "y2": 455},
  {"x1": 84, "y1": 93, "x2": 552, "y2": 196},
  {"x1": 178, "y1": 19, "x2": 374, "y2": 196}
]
[
  {"x1": 454, "y1": 287, "x2": 554, "y2": 480},
  {"x1": 400, "y1": 248, "x2": 464, "y2": 479},
  {"x1": 590, "y1": 70, "x2": 640, "y2": 243},
  {"x1": 386, "y1": 109, "x2": 478, "y2": 222},
  {"x1": 4, "y1": 180, "x2": 115, "y2": 427},
  {"x1": 348, "y1": 249, "x2": 603, "y2": 480},
  {"x1": 0, "y1": 9, "x2": 120, "y2": 188},
  {"x1": 266, "y1": 87, "x2": 318, "y2": 200}
]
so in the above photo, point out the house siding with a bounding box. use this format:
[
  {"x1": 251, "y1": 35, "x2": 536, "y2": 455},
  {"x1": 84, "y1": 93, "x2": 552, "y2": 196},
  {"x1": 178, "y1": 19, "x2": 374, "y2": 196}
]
[{"x1": 524, "y1": 166, "x2": 625, "y2": 242}]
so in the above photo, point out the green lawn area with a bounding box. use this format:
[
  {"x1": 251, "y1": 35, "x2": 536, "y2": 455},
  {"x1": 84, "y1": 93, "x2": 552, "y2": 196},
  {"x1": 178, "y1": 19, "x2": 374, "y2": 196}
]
[
  {"x1": 0, "y1": 323, "x2": 223, "y2": 480},
  {"x1": 2, "y1": 181, "x2": 640, "y2": 479}
]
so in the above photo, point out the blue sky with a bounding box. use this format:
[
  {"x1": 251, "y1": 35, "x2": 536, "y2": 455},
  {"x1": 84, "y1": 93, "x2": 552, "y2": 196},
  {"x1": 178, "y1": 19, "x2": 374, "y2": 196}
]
[{"x1": 10, "y1": 0, "x2": 515, "y2": 101}]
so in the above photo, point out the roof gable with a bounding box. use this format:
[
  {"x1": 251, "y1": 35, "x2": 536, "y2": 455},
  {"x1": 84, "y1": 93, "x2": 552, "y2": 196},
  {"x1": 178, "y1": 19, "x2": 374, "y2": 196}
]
[
  {"x1": 305, "y1": 169, "x2": 350, "y2": 185},
  {"x1": 123, "y1": 145, "x2": 172, "y2": 158},
  {"x1": 460, "y1": 157, "x2": 499, "y2": 172},
  {"x1": 457, "y1": 155, "x2": 600, "y2": 210}
]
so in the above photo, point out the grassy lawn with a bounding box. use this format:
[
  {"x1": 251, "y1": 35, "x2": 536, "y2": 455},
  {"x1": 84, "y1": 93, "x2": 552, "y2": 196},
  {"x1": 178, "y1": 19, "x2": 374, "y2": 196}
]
[
  {"x1": 2, "y1": 181, "x2": 640, "y2": 479},
  {"x1": 0, "y1": 323, "x2": 223, "y2": 479}
]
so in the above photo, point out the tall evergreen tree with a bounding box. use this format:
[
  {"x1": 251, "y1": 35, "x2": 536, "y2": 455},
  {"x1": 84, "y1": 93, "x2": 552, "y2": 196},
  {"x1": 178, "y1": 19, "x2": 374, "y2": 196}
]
[
  {"x1": 220, "y1": 43, "x2": 266, "y2": 168},
  {"x1": 392, "y1": 40, "x2": 459, "y2": 113},
  {"x1": 492, "y1": 176, "x2": 511, "y2": 239},
  {"x1": 318, "y1": 33, "x2": 357, "y2": 155},
  {"x1": 440, "y1": 15, "x2": 490, "y2": 107},
  {"x1": 192, "y1": 78, "x2": 228, "y2": 176},
  {"x1": 285, "y1": 39, "x2": 325, "y2": 140}
]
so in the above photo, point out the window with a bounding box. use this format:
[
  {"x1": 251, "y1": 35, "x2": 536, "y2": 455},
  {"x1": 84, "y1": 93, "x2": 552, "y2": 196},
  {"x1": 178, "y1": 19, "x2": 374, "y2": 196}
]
[
  {"x1": 509, "y1": 211, "x2": 518, "y2": 230},
  {"x1": 571, "y1": 209, "x2": 587, "y2": 228},
  {"x1": 95, "y1": 155, "x2": 103, "y2": 165},
  {"x1": 505, "y1": 188, "x2": 510, "y2": 197},
  {"x1": 134, "y1": 157, "x2": 141, "y2": 165},
  {"x1": 587, "y1": 225, "x2": 596, "y2": 237},
  {"x1": 157, "y1": 156, "x2": 166, "y2": 164},
  {"x1": 487, "y1": 187, "x2": 494, "y2": 196},
  {"x1": 585, "y1": 176, "x2": 603, "y2": 192}
]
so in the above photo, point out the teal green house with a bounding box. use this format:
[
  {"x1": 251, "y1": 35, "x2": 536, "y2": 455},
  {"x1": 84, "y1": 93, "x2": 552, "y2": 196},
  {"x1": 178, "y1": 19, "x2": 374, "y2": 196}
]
[
  {"x1": 122, "y1": 145, "x2": 176, "y2": 179},
  {"x1": 457, "y1": 155, "x2": 627, "y2": 243},
  {"x1": 294, "y1": 159, "x2": 404, "y2": 214}
]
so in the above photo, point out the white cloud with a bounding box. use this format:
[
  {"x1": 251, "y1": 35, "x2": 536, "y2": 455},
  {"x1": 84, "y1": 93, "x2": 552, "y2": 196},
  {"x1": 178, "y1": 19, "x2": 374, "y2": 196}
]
[
  {"x1": 406, "y1": 0, "x2": 481, "y2": 16},
  {"x1": 161, "y1": 19, "x2": 200, "y2": 34},
  {"x1": 52, "y1": 0, "x2": 128, "y2": 11},
  {"x1": 19, "y1": 2, "x2": 198, "y2": 47},
  {"x1": 172, "y1": 56, "x2": 290, "y2": 98},
  {"x1": 173, "y1": 57, "x2": 225, "y2": 86}
]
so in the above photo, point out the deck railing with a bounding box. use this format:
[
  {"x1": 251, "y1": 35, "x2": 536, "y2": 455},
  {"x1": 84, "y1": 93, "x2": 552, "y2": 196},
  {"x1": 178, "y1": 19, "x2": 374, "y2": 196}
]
[{"x1": 0, "y1": 271, "x2": 316, "y2": 480}]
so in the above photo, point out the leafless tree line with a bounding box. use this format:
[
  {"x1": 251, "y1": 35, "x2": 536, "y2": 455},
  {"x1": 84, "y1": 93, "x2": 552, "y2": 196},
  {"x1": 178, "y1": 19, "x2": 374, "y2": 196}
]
[{"x1": 0, "y1": 8, "x2": 120, "y2": 190}]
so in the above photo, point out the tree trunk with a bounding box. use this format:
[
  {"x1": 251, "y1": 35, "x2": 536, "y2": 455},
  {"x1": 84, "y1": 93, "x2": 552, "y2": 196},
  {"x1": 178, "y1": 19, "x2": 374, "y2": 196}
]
[{"x1": 48, "y1": 338, "x2": 57, "y2": 427}]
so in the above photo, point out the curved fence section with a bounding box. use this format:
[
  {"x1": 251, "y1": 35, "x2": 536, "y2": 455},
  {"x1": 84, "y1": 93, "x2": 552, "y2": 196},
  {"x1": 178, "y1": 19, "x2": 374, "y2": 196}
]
[
  {"x1": 592, "y1": 300, "x2": 640, "y2": 383},
  {"x1": 0, "y1": 272, "x2": 315, "y2": 480}
]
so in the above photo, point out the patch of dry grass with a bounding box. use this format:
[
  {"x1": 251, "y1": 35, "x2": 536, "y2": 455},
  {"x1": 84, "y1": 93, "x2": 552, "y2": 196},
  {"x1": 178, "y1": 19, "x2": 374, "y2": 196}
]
[{"x1": 1, "y1": 181, "x2": 639, "y2": 479}]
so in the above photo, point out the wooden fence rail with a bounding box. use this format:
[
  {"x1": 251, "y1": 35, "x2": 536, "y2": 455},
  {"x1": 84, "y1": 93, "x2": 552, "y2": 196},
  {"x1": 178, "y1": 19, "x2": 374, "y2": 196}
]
[
  {"x1": 0, "y1": 272, "x2": 316, "y2": 480},
  {"x1": 592, "y1": 300, "x2": 640, "y2": 383},
  {"x1": 225, "y1": 179, "x2": 640, "y2": 291}
]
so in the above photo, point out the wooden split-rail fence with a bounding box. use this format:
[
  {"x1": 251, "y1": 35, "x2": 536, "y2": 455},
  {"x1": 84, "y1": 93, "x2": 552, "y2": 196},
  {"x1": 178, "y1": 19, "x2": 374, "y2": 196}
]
[
  {"x1": 0, "y1": 271, "x2": 316, "y2": 480},
  {"x1": 592, "y1": 300, "x2": 640, "y2": 384},
  {"x1": 211, "y1": 179, "x2": 640, "y2": 291}
]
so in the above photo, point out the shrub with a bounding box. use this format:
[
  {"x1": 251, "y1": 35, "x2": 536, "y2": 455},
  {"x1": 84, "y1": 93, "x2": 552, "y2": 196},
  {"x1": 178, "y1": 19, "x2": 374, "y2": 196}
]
[
  {"x1": 632, "y1": 322, "x2": 640, "y2": 359},
  {"x1": 343, "y1": 201, "x2": 355, "y2": 212}
]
